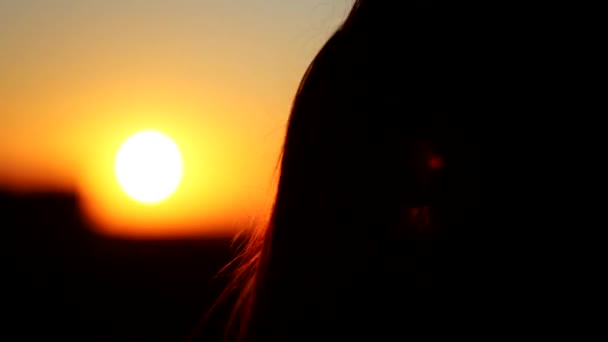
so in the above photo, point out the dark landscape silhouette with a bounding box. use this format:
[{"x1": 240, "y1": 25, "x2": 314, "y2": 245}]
[{"x1": 1, "y1": 190, "x2": 237, "y2": 341}]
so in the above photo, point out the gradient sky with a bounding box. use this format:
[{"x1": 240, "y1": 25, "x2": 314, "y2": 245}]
[{"x1": 0, "y1": 0, "x2": 355, "y2": 237}]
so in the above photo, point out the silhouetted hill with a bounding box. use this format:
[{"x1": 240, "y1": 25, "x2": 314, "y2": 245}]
[{"x1": 1, "y1": 190, "x2": 239, "y2": 341}]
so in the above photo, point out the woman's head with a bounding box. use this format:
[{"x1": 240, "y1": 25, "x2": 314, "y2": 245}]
[{"x1": 224, "y1": 1, "x2": 539, "y2": 341}]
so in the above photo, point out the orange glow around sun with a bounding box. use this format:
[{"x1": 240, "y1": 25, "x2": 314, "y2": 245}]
[
  {"x1": 74, "y1": 108, "x2": 273, "y2": 240},
  {"x1": 1, "y1": 90, "x2": 282, "y2": 240}
]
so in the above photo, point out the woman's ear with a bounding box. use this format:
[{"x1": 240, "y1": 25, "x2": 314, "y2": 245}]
[
  {"x1": 407, "y1": 137, "x2": 444, "y2": 205},
  {"x1": 429, "y1": 155, "x2": 443, "y2": 171}
]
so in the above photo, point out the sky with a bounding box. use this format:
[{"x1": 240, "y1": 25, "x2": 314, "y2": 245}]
[{"x1": 0, "y1": 0, "x2": 355, "y2": 238}]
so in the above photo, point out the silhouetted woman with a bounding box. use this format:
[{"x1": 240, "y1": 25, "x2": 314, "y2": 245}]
[{"x1": 204, "y1": 1, "x2": 555, "y2": 341}]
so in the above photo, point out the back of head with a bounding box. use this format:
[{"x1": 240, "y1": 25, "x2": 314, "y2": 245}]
[{"x1": 228, "y1": 1, "x2": 554, "y2": 341}]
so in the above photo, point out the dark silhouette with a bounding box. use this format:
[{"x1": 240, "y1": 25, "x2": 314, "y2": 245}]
[
  {"x1": 196, "y1": 1, "x2": 562, "y2": 341},
  {"x1": 1, "y1": 190, "x2": 237, "y2": 341}
]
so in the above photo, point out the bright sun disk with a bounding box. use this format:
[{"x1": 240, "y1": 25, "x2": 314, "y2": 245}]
[{"x1": 114, "y1": 130, "x2": 183, "y2": 204}]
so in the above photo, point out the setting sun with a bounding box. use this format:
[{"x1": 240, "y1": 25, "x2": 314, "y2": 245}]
[
  {"x1": 1, "y1": 0, "x2": 349, "y2": 238},
  {"x1": 114, "y1": 130, "x2": 183, "y2": 205}
]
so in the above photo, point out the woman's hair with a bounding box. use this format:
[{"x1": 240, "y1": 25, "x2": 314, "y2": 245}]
[{"x1": 216, "y1": 1, "x2": 549, "y2": 341}]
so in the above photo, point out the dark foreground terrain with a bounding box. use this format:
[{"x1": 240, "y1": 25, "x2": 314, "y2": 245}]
[{"x1": 1, "y1": 190, "x2": 239, "y2": 341}]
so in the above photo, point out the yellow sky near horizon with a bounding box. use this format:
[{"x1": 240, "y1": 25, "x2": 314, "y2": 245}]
[{"x1": 0, "y1": 0, "x2": 354, "y2": 238}]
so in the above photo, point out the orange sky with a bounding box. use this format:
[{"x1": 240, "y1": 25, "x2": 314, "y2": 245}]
[{"x1": 0, "y1": 0, "x2": 354, "y2": 238}]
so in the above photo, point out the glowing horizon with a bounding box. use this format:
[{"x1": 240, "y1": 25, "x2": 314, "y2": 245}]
[{"x1": 0, "y1": 0, "x2": 355, "y2": 238}]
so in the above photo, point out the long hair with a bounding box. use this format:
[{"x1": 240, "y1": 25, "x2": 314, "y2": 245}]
[{"x1": 217, "y1": 1, "x2": 551, "y2": 341}]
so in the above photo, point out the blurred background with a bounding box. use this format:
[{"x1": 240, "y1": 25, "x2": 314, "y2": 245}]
[{"x1": 0, "y1": 0, "x2": 354, "y2": 340}]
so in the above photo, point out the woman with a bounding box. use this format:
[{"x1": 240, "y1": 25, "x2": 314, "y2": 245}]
[{"x1": 205, "y1": 1, "x2": 551, "y2": 341}]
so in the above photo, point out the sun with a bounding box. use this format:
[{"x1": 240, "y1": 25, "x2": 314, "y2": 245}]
[{"x1": 114, "y1": 130, "x2": 183, "y2": 204}]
